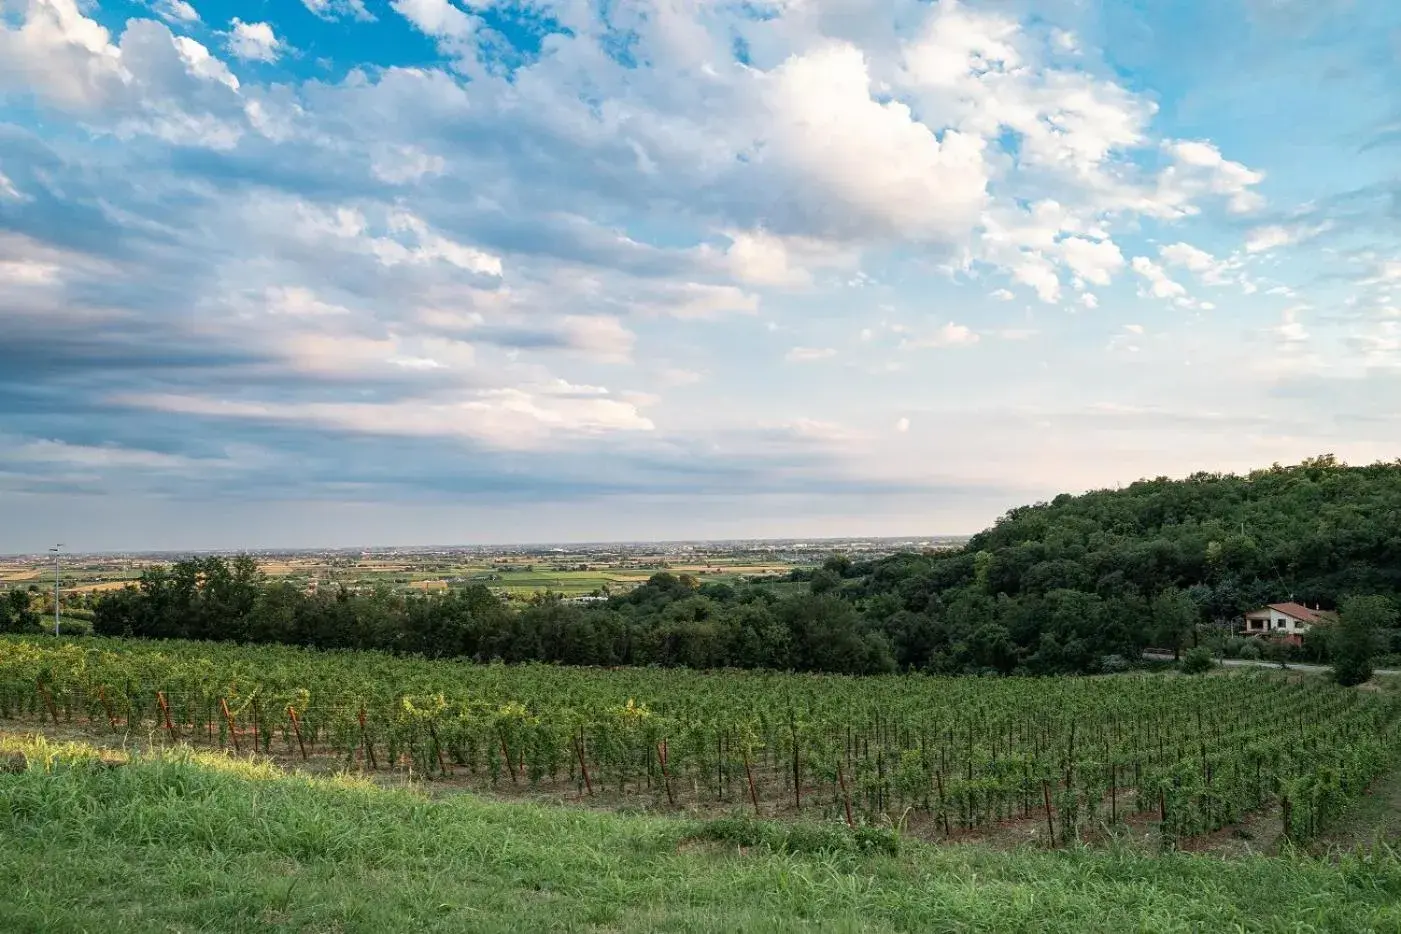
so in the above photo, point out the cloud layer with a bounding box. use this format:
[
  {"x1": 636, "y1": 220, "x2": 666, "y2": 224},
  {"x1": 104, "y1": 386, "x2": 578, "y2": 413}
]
[{"x1": 1, "y1": 0, "x2": 1399, "y2": 549}]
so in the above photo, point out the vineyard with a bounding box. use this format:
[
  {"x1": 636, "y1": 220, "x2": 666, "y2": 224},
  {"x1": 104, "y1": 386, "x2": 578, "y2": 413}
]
[{"x1": 3, "y1": 635, "x2": 1398, "y2": 847}]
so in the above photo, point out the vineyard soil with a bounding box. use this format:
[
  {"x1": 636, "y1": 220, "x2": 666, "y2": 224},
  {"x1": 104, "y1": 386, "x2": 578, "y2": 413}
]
[{"x1": 3, "y1": 733, "x2": 1401, "y2": 933}]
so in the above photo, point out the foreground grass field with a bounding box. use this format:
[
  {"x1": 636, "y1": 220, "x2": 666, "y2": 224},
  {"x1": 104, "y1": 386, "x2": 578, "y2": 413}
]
[{"x1": 3, "y1": 734, "x2": 1401, "y2": 933}]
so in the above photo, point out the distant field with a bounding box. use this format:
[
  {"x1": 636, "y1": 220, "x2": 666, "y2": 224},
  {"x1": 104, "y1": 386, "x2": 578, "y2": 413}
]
[
  {"x1": 65, "y1": 581, "x2": 139, "y2": 594},
  {"x1": 3, "y1": 550, "x2": 807, "y2": 602}
]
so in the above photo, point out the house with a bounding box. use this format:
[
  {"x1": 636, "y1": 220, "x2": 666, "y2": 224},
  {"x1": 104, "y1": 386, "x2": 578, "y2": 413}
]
[{"x1": 1242, "y1": 603, "x2": 1336, "y2": 645}]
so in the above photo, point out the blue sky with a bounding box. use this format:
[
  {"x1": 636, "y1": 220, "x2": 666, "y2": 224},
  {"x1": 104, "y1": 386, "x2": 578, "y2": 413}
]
[{"x1": 1, "y1": 0, "x2": 1400, "y2": 552}]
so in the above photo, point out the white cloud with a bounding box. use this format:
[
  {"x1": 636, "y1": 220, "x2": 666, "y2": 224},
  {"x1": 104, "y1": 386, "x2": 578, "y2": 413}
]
[
  {"x1": 1130, "y1": 256, "x2": 1188, "y2": 302},
  {"x1": 371, "y1": 145, "x2": 445, "y2": 184},
  {"x1": 0, "y1": 0, "x2": 130, "y2": 109},
  {"x1": 901, "y1": 322, "x2": 980, "y2": 349},
  {"x1": 152, "y1": 0, "x2": 199, "y2": 23},
  {"x1": 1158, "y1": 140, "x2": 1265, "y2": 215},
  {"x1": 262, "y1": 286, "x2": 352, "y2": 317},
  {"x1": 373, "y1": 211, "x2": 503, "y2": 276},
  {"x1": 760, "y1": 42, "x2": 990, "y2": 242},
  {"x1": 559, "y1": 315, "x2": 636, "y2": 363},
  {"x1": 226, "y1": 19, "x2": 285, "y2": 63},
  {"x1": 1159, "y1": 242, "x2": 1235, "y2": 286},
  {"x1": 717, "y1": 229, "x2": 855, "y2": 288},
  {"x1": 1276, "y1": 306, "x2": 1310, "y2": 344},
  {"x1": 1010, "y1": 252, "x2": 1061, "y2": 303},
  {"x1": 172, "y1": 36, "x2": 239, "y2": 91},
  {"x1": 390, "y1": 0, "x2": 475, "y2": 40},
  {"x1": 302, "y1": 0, "x2": 374, "y2": 22},
  {"x1": 0, "y1": 170, "x2": 21, "y2": 200},
  {"x1": 1058, "y1": 236, "x2": 1125, "y2": 287},
  {"x1": 895, "y1": 417, "x2": 910, "y2": 433},
  {"x1": 785, "y1": 346, "x2": 837, "y2": 363},
  {"x1": 1245, "y1": 221, "x2": 1332, "y2": 254},
  {"x1": 654, "y1": 283, "x2": 760, "y2": 319},
  {"x1": 0, "y1": 258, "x2": 62, "y2": 285},
  {"x1": 117, "y1": 387, "x2": 655, "y2": 450},
  {"x1": 990, "y1": 288, "x2": 1015, "y2": 301}
]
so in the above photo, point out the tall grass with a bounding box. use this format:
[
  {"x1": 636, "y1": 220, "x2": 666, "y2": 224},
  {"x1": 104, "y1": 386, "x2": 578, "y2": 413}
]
[{"x1": 3, "y1": 733, "x2": 1401, "y2": 932}]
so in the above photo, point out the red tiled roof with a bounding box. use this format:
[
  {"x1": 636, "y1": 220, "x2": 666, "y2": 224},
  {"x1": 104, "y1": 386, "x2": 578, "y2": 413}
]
[{"x1": 1266, "y1": 602, "x2": 1329, "y2": 622}]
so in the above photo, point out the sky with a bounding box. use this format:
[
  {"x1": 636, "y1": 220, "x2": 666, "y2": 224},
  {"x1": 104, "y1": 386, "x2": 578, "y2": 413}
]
[{"x1": 1, "y1": 0, "x2": 1400, "y2": 553}]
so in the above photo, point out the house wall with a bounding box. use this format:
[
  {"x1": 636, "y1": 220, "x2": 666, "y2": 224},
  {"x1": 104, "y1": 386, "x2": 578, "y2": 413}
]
[{"x1": 1243, "y1": 608, "x2": 1311, "y2": 635}]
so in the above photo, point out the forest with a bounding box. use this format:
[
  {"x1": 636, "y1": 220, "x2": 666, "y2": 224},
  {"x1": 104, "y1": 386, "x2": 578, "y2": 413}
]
[{"x1": 13, "y1": 455, "x2": 1398, "y2": 675}]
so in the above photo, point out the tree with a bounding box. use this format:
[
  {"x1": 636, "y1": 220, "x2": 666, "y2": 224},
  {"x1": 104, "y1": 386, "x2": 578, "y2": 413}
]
[
  {"x1": 1151, "y1": 587, "x2": 1199, "y2": 660},
  {"x1": 808, "y1": 568, "x2": 841, "y2": 595},
  {"x1": 0, "y1": 588, "x2": 40, "y2": 634},
  {"x1": 1332, "y1": 595, "x2": 1395, "y2": 687}
]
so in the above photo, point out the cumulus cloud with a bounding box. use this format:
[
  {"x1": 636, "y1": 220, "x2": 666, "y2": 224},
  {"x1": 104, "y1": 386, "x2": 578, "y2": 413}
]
[
  {"x1": 759, "y1": 42, "x2": 990, "y2": 242},
  {"x1": 715, "y1": 229, "x2": 857, "y2": 288},
  {"x1": 226, "y1": 19, "x2": 286, "y2": 63},
  {"x1": 0, "y1": 0, "x2": 1353, "y2": 541},
  {"x1": 1156, "y1": 140, "x2": 1265, "y2": 215},
  {"x1": 1131, "y1": 256, "x2": 1189, "y2": 302},
  {"x1": 1159, "y1": 242, "x2": 1236, "y2": 286}
]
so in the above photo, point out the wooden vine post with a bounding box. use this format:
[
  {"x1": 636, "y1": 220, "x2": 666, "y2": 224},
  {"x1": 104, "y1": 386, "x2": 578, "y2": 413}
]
[
  {"x1": 36, "y1": 682, "x2": 59, "y2": 724},
  {"x1": 1041, "y1": 779, "x2": 1056, "y2": 846},
  {"x1": 251, "y1": 696, "x2": 261, "y2": 754},
  {"x1": 573, "y1": 729, "x2": 593, "y2": 797},
  {"x1": 220, "y1": 698, "x2": 240, "y2": 753},
  {"x1": 287, "y1": 706, "x2": 308, "y2": 761},
  {"x1": 742, "y1": 746, "x2": 760, "y2": 816},
  {"x1": 97, "y1": 686, "x2": 118, "y2": 731},
  {"x1": 790, "y1": 719, "x2": 802, "y2": 812},
  {"x1": 657, "y1": 739, "x2": 675, "y2": 807},
  {"x1": 156, "y1": 691, "x2": 176, "y2": 740},
  {"x1": 836, "y1": 764, "x2": 855, "y2": 829},
  {"x1": 358, "y1": 707, "x2": 377, "y2": 770},
  {"x1": 428, "y1": 722, "x2": 449, "y2": 777}
]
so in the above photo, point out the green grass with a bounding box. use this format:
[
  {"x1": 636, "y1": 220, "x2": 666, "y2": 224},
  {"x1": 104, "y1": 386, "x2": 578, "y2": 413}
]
[{"x1": 3, "y1": 734, "x2": 1401, "y2": 932}]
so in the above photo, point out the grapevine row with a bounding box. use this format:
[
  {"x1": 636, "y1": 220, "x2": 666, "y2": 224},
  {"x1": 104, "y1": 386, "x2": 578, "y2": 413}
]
[{"x1": 2, "y1": 636, "x2": 1397, "y2": 845}]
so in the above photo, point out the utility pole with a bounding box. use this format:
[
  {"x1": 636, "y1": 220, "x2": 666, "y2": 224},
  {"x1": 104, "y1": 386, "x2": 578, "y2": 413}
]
[{"x1": 50, "y1": 544, "x2": 63, "y2": 636}]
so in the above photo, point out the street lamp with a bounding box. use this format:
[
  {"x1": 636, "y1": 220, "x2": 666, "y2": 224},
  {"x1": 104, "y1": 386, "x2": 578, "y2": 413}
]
[{"x1": 49, "y1": 544, "x2": 63, "y2": 636}]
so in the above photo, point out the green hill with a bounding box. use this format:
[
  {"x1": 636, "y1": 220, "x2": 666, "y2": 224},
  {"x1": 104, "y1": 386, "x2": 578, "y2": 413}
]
[{"x1": 842, "y1": 455, "x2": 1401, "y2": 672}]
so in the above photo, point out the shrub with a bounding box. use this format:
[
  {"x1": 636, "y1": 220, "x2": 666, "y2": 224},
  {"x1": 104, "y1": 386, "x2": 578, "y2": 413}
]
[{"x1": 1180, "y1": 647, "x2": 1215, "y2": 675}]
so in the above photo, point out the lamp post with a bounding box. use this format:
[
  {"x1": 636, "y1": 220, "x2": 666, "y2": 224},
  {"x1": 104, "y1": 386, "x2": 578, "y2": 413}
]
[{"x1": 49, "y1": 544, "x2": 63, "y2": 636}]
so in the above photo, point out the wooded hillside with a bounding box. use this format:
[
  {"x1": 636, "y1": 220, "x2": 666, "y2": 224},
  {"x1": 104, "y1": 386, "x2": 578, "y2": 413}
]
[{"x1": 840, "y1": 455, "x2": 1401, "y2": 671}]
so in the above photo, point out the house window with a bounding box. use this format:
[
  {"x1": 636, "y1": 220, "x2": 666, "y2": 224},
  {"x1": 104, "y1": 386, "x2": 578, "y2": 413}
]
[{"x1": 1276, "y1": 619, "x2": 1285, "y2": 628}]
